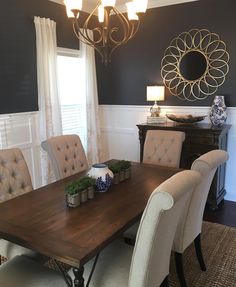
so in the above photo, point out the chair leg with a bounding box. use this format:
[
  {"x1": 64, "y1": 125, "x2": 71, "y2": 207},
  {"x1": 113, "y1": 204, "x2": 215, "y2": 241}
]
[
  {"x1": 175, "y1": 252, "x2": 188, "y2": 287},
  {"x1": 124, "y1": 237, "x2": 135, "y2": 246},
  {"x1": 160, "y1": 275, "x2": 169, "y2": 287},
  {"x1": 194, "y1": 233, "x2": 206, "y2": 271}
]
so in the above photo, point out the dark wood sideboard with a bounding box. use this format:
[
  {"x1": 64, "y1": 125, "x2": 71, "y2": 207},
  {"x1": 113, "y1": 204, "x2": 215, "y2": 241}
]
[{"x1": 137, "y1": 122, "x2": 231, "y2": 210}]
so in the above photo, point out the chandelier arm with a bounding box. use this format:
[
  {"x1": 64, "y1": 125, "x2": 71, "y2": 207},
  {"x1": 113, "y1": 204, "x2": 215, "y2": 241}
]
[
  {"x1": 108, "y1": 21, "x2": 139, "y2": 60},
  {"x1": 108, "y1": 12, "x2": 140, "y2": 62},
  {"x1": 72, "y1": 3, "x2": 104, "y2": 46},
  {"x1": 72, "y1": 23, "x2": 104, "y2": 61},
  {"x1": 123, "y1": 20, "x2": 140, "y2": 43},
  {"x1": 128, "y1": 20, "x2": 140, "y2": 41},
  {"x1": 72, "y1": 20, "x2": 94, "y2": 45},
  {"x1": 73, "y1": 21, "x2": 105, "y2": 50},
  {"x1": 108, "y1": 43, "x2": 121, "y2": 61},
  {"x1": 82, "y1": 3, "x2": 104, "y2": 44},
  {"x1": 108, "y1": 7, "x2": 130, "y2": 45}
]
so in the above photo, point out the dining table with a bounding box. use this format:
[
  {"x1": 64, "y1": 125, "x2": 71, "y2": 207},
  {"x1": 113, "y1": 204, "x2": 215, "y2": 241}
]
[{"x1": 0, "y1": 161, "x2": 181, "y2": 287}]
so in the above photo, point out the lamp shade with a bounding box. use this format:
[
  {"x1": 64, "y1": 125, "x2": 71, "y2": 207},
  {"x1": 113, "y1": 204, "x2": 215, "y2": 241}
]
[
  {"x1": 133, "y1": 0, "x2": 148, "y2": 13},
  {"x1": 126, "y1": 2, "x2": 139, "y2": 21},
  {"x1": 102, "y1": 0, "x2": 116, "y2": 7},
  {"x1": 98, "y1": 5, "x2": 105, "y2": 23},
  {"x1": 64, "y1": 0, "x2": 82, "y2": 11},
  {"x1": 147, "y1": 86, "x2": 165, "y2": 101}
]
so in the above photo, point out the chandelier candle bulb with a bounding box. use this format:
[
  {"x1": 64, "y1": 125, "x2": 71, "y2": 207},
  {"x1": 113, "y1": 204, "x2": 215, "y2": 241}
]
[
  {"x1": 98, "y1": 5, "x2": 105, "y2": 23},
  {"x1": 133, "y1": 0, "x2": 148, "y2": 13},
  {"x1": 126, "y1": 2, "x2": 139, "y2": 21},
  {"x1": 64, "y1": 0, "x2": 82, "y2": 10},
  {"x1": 102, "y1": 0, "x2": 116, "y2": 7},
  {"x1": 66, "y1": 6, "x2": 75, "y2": 18}
]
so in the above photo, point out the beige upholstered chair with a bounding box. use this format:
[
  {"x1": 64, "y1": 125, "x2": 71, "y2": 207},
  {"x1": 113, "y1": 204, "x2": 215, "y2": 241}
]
[
  {"x1": 41, "y1": 134, "x2": 88, "y2": 180},
  {"x1": 124, "y1": 130, "x2": 185, "y2": 243},
  {"x1": 0, "y1": 148, "x2": 37, "y2": 262},
  {"x1": 143, "y1": 130, "x2": 185, "y2": 168},
  {"x1": 0, "y1": 170, "x2": 201, "y2": 287},
  {"x1": 173, "y1": 150, "x2": 229, "y2": 287},
  {"x1": 82, "y1": 170, "x2": 201, "y2": 287}
]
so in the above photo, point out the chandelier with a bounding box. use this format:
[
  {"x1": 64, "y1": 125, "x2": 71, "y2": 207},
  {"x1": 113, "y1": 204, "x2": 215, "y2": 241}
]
[{"x1": 64, "y1": 0, "x2": 148, "y2": 64}]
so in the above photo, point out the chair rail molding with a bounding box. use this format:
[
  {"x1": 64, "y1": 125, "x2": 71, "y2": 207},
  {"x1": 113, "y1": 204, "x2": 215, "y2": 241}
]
[{"x1": 99, "y1": 104, "x2": 236, "y2": 201}]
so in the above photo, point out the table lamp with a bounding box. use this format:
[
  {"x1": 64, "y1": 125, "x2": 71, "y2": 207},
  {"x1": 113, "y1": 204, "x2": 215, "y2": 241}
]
[{"x1": 146, "y1": 86, "x2": 165, "y2": 123}]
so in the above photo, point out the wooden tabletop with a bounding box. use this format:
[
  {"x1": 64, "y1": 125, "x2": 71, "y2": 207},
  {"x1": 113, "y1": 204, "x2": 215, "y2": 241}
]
[{"x1": 0, "y1": 162, "x2": 180, "y2": 267}]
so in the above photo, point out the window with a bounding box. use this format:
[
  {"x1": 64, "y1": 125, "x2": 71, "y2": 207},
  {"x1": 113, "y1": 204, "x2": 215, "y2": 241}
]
[{"x1": 57, "y1": 48, "x2": 87, "y2": 150}]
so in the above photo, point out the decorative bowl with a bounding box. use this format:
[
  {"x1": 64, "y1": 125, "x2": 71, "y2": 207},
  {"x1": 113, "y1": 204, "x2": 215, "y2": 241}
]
[{"x1": 166, "y1": 114, "x2": 207, "y2": 124}]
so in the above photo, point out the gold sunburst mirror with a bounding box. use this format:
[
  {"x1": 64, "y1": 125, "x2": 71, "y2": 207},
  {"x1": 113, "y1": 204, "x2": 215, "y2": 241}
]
[{"x1": 161, "y1": 29, "x2": 230, "y2": 101}]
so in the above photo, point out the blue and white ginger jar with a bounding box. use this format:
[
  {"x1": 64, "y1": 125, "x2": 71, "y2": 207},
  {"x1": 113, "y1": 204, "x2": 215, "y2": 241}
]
[
  {"x1": 87, "y1": 164, "x2": 113, "y2": 192},
  {"x1": 209, "y1": 95, "x2": 227, "y2": 127}
]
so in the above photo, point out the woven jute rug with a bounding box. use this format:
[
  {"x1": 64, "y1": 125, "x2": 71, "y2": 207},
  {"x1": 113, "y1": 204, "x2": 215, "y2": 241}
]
[{"x1": 169, "y1": 221, "x2": 236, "y2": 287}]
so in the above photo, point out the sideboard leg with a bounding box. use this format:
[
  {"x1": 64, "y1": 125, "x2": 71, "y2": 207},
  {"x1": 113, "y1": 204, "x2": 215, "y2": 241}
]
[{"x1": 73, "y1": 266, "x2": 84, "y2": 287}]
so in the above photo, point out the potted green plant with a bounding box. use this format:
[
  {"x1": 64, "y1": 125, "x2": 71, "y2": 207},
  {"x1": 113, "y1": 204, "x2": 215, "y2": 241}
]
[
  {"x1": 65, "y1": 181, "x2": 80, "y2": 208},
  {"x1": 119, "y1": 160, "x2": 131, "y2": 180},
  {"x1": 76, "y1": 176, "x2": 96, "y2": 202},
  {"x1": 123, "y1": 161, "x2": 131, "y2": 179},
  {"x1": 77, "y1": 177, "x2": 89, "y2": 203},
  {"x1": 109, "y1": 163, "x2": 121, "y2": 184},
  {"x1": 85, "y1": 176, "x2": 96, "y2": 199}
]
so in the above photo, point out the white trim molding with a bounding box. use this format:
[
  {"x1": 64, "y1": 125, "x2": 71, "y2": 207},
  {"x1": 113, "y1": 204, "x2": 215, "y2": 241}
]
[{"x1": 148, "y1": 0, "x2": 198, "y2": 9}]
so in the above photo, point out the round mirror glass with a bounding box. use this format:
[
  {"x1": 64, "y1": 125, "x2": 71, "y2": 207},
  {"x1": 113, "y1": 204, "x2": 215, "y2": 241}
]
[{"x1": 179, "y1": 51, "x2": 207, "y2": 81}]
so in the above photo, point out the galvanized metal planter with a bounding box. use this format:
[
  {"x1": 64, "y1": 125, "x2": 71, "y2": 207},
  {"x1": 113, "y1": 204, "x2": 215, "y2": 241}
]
[{"x1": 66, "y1": 193, "x2": 80, "y2": 208}]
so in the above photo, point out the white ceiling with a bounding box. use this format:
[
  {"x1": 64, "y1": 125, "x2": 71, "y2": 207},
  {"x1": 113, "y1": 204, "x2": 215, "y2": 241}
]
[{"x1": 49, "y1": 0, "x2": 198, "y2": 13}]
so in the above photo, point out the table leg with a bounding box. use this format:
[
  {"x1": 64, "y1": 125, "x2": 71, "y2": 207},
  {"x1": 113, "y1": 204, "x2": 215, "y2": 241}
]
[{"x1": 73, "y1": 266, "x2": 84, "y2": 287}]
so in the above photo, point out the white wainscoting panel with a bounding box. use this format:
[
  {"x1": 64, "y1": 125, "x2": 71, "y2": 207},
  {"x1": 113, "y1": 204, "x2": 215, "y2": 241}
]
[
  {"x1": 1, "y1": 106, "x2": 235, "y2": 202},
  {"x1": 99, "y1": 105, "x2": 236, "y2": 202}
]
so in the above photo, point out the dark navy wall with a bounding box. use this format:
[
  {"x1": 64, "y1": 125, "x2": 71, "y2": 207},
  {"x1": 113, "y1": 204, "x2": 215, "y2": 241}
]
[
  {"x1": 96, "y1": 0, "x2": 236, "y2": 107},
  {"x1": 0, "y1": 0, "x2": 79, "y2": 114}
]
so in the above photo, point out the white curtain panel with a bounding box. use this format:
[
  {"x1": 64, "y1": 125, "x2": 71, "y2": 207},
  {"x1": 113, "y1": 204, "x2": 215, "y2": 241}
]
[
  {"x1": 80, "y1": 31, "x2": 102, "y2": 165},
  {"x1": 34, "y1": 16, "x2": 62, "y2": 185}
]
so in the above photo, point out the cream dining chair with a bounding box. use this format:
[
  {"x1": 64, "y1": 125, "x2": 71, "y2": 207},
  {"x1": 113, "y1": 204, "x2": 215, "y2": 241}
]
[
  {"x1": 143, "y1": 130, "x2": 185, "y2": 167},
  {"x1": 41, "y1": 134, "x2": 88, "y2": 180},
  {"x1": 173, "y1": 149, "x2": 229, "y2": 287},
  {"x1": 124, "y1": 129, "x2": 185, "y2": 244},
  {"x1": 0, "y1": 170, "x2": 201, "y2": 287},
  {"x1": 0, "y1": 148, "x2": 40, "y2": 263}
]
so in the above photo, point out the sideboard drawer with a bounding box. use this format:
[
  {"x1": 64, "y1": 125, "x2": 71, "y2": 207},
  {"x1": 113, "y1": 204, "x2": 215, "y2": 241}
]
[{"x1": 185, "y1": 134, "x2": 216, "y2": 145}]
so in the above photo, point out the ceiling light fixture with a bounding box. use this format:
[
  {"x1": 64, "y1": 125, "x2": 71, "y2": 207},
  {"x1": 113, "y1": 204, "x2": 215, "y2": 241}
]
[{"x1": 64, "y1": 0, "x2": 148, "y2": 65}]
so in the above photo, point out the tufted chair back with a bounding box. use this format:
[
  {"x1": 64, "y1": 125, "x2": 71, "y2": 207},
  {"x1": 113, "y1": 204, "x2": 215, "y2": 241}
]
[
  {"x1": 129, "y1": 170, "x2": 201, "y2": 287},
  {"x1": 173, "y1": 150, "x2": 229, "y2": 253},
  {"x1": 143, "y1": 130, "x2": 185, "y2": 168},
  {"x1": 41, "y1": 134, "x2": 88, "y2": 180},
  {"x1": 0, "y1": 148, "x2": 33, "y2": 203}
]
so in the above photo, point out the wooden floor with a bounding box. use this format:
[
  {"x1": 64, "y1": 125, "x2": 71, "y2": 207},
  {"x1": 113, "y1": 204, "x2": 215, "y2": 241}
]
[{"x1": 204, "y1": 200, "x2": 236, "y2": 228}]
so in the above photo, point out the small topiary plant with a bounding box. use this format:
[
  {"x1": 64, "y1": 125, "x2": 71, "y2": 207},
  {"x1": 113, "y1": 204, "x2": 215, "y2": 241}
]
[
  {"x1": 119, "y1": 160, "x2": 131, "y2": 170},
  {"x1": 76, "y1": 176, "x2": 96, "y2": 191},
  {"x1": 65, "y1": 181, "x2": 79, "y2": 195},
  {"x1": 109, "y1": 162, "x2": 121, "y2": 174}
]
